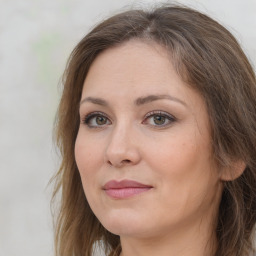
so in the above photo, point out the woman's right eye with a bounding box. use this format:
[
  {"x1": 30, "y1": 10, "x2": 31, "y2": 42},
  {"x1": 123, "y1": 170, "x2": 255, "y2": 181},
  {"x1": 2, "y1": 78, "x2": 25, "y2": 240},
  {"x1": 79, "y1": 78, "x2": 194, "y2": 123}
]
[{"x1": 82, "y1": 112, "x2": 111, "y2": 128}]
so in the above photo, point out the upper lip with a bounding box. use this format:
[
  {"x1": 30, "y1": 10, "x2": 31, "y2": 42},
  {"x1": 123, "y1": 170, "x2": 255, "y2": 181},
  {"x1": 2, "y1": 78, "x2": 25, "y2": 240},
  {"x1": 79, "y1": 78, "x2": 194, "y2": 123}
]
[{"x1": 103, "y1": 179, "x2": 153, "y2": 190}]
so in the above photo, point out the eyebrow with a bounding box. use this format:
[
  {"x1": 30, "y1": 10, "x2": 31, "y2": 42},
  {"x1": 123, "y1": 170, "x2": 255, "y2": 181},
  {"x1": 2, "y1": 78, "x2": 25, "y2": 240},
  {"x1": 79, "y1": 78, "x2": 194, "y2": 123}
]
[
  {"x1": 135, "y1": 94, "x2": 187, "y2": 107},
  {"x1": 80, "y1": 97, "x2": 108, "y2": 106},
  {"x1": 80, "y1": 94, "x2": 187, "y2": 107}
]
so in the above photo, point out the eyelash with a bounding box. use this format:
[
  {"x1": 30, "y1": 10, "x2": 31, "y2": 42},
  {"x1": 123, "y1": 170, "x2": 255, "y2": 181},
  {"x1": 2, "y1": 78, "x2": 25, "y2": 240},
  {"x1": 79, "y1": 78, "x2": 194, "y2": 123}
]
[
  {"x1": 82, "y1": 111, "x2": 176, "y2": 129},
  {"x1": 82, "y1": 111, "x2": 111, "y2": 128},
  {"x1": 143, "y1": 110, "x2": 176, "y2": 128}
]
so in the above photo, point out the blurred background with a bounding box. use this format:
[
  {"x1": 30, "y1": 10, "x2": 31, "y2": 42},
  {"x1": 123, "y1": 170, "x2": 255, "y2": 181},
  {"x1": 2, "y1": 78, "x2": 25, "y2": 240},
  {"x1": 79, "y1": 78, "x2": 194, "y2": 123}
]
[{"x1": 0, "y1": 0, "x2": 255, "y2": 255}]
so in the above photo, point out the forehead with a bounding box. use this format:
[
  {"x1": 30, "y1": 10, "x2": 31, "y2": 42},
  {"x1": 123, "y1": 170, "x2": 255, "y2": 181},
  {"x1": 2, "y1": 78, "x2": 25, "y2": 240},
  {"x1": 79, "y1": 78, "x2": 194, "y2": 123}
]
[
  {"x1": 83, "y1": 40, "x2": 181, "y2": 94},
  {"x1": 81, "y1": 40, "x2": 205, "y2": 111}
]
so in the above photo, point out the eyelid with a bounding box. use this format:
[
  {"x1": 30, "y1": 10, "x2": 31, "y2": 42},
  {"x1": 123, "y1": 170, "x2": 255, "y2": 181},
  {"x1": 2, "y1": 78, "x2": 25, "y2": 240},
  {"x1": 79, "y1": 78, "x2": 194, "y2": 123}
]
[
  {"x1": 142, "y1": 110, "x2": 176, "y2": 127},
  {"x1": 144, "y1": 110, "x2": 176, "y2": 120},
  {"x1": 81, "y1": 111, "x2": 112, "y2": 127}
]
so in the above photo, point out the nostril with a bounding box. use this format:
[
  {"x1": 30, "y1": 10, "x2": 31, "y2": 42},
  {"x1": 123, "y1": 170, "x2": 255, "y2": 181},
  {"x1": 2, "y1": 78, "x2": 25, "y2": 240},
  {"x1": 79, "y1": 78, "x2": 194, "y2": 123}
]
[
  {"x1": 107, "y1": 159, "x2": 131, "y2": 167},
  {"x1": 121, "y1": 159, "x2": 131, "y2": 164}
]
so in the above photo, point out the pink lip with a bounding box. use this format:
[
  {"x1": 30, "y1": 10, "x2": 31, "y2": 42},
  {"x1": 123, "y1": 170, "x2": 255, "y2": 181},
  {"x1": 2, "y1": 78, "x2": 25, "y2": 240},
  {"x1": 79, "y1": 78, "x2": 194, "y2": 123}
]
[{"x1": 103, "y1": 179, "x2": 153, "y2": 199}]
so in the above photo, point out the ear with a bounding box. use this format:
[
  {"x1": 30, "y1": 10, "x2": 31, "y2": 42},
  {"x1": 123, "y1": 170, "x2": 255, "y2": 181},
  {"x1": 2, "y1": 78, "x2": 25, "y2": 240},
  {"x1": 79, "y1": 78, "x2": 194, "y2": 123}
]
[{"x1": 220, "y1": 160, "x2": 246, "y2": 181}]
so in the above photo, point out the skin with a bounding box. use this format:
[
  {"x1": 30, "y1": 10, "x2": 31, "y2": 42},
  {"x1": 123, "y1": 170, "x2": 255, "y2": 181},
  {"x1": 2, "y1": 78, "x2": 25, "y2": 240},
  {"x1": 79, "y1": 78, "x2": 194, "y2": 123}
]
[{"x1": 75, "y1": 40, "x2": 224, "y2": 256}]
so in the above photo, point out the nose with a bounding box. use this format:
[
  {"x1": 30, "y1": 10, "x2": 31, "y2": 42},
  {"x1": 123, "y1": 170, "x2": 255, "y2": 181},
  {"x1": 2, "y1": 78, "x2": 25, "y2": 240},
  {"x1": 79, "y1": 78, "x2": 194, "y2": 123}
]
[{"x1": 104, "y1": 124, "x2": 141, "y2": 168}]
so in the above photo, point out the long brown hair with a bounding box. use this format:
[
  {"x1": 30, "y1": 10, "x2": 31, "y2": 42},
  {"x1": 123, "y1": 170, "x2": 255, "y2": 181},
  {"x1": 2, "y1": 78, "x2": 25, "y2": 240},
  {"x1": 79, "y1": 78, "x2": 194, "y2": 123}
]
[{"x1": 52, "y1": 4, "x2": 256, "y2": 256}]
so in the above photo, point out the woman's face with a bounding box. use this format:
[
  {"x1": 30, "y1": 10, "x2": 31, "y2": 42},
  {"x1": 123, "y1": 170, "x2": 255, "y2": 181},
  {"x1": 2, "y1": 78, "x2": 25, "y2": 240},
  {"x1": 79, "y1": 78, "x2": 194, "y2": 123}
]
[{"x1": 75, "y1": 40, "x2": 223, "y2": 239}]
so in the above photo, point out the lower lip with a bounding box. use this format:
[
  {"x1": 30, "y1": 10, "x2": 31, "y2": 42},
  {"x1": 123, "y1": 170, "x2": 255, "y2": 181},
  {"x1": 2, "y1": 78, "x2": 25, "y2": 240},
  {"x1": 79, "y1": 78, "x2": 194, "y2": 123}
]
[{"x1": 104, "y1": 187, "x2": 152, "y2": 199}]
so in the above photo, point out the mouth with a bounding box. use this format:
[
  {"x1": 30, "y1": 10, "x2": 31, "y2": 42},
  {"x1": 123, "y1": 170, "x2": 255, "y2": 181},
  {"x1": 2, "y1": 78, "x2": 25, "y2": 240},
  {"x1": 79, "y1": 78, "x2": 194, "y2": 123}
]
[{"x1": 103, "y1": 179, "x2": 153, "y2": 199}]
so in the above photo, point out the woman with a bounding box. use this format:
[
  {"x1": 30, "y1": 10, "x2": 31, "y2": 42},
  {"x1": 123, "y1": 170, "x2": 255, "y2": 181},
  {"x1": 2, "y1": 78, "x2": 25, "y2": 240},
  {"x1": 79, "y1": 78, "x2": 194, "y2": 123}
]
[{"x1": 52, "y1": 4, "x2": 256, "y2": 256}]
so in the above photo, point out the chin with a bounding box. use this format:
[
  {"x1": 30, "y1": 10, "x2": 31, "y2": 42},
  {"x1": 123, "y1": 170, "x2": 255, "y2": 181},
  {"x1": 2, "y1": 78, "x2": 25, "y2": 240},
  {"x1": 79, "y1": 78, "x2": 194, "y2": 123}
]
[{"x1": 98, "y1": 209, "x2": 150, "y2": 237}]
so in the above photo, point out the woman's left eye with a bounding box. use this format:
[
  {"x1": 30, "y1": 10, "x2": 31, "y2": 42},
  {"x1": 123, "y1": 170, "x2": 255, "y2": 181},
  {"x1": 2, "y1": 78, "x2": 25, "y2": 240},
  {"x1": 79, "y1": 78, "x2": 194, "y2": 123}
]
[{"x1": 143, "y1": 111, "x2": 176, "y2": 127}]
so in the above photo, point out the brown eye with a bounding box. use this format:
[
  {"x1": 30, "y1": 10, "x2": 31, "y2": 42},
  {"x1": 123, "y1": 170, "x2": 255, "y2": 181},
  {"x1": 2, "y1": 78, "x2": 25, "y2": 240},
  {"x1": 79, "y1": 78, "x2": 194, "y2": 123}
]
[
  {"x1": 83, "y1": 112, "x2": 111, "y2": 128},
  {"x1": 96, "y1": 116, "x2": 107, "y2": 125},
  {"x1": 153, "y1": 115, "x2": 166, "y2": 125},
  {"x1": 143, "y1": 111, "x2": 176, "y2": 128}
]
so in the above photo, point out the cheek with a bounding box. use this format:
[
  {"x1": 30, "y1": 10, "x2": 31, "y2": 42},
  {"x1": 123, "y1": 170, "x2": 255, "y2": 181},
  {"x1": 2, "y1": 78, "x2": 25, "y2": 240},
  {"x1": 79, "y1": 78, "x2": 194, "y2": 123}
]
[
  {"x1": 74, "y1": 130, "x2": 103, "y2": 189},
  {"x1": 74, "y1": 131, "x2": 106, "y2": 219},
  {"x1": 146, "y1": 131, "x2": 218, "y2": 210},
  {"x1": 147, "y1": 132, "x2": 199, "y2": 176}
]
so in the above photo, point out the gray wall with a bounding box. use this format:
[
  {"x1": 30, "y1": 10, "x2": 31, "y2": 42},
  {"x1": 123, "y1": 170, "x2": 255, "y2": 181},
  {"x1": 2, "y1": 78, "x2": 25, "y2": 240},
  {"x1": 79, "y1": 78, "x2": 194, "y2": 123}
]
[{"x1": 0, "y1": 0, "x2": 255, "y2": 255}]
